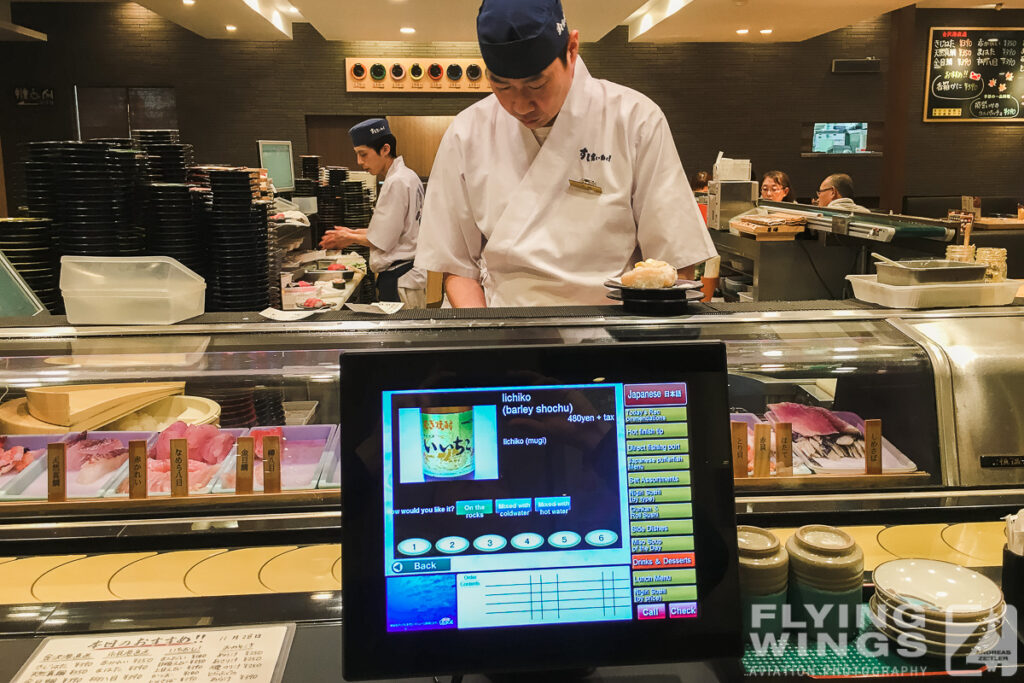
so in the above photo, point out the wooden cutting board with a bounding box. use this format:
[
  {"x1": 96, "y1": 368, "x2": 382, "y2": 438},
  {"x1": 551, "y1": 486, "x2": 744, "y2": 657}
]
[
  {"x1": 26, "y1": 382, "x2": 185, "y2": 427},
  {"x1": 730, "y1": 218, "x2": 805, "y2": 241}
]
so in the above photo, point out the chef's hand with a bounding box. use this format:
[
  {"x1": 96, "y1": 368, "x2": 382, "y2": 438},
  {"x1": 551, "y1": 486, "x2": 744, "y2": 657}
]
[{"x1": 320, "y1": 228, "x2": 353, "y2": 250}]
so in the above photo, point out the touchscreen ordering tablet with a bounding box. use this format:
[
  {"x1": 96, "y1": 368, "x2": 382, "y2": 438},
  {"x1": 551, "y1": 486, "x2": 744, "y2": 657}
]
[{"x1": 341, "y1": 342, "x2": 740, "y2": 680}]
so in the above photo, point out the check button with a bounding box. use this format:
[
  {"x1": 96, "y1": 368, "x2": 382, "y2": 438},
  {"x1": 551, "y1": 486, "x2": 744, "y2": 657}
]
[{"x1": 391, "y1": 558, "x2": 451, "y2": 574}]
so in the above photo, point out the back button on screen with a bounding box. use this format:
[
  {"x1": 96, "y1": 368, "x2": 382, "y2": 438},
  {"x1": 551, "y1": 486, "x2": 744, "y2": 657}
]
[{"x1": 392, "y1": 558, "x2": 451, "y2": 574}]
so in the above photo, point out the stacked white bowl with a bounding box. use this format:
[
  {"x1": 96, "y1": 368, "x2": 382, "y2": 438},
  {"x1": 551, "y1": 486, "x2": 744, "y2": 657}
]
[{"x1": 870, "y1": 559, "x2": 1005, "y2": 658}]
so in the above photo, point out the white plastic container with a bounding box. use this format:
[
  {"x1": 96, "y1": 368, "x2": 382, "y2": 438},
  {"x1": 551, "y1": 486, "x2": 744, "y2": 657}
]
[
  {"x1": 60, "y1": 256, "x2": 205, "y2": 325},
  {"x1": 847, "y1": 274, "x2": 1022, "y2": 309}
]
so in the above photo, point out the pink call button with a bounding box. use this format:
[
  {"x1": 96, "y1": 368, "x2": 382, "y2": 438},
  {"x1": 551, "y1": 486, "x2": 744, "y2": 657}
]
[{"x1": 636, "y1": 603, "x2": 666, "y2": 620}]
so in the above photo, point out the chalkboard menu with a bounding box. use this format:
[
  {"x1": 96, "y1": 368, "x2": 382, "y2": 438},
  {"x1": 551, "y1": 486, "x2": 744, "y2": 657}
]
[{"x1": 924, "y1": 27, "x2": 1024, "y2": 122}]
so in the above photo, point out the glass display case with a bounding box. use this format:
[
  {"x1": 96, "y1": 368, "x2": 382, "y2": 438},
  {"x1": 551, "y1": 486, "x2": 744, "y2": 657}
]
[{"x1": 0, "y1": 306, "x2": 1021, "y2": 533}]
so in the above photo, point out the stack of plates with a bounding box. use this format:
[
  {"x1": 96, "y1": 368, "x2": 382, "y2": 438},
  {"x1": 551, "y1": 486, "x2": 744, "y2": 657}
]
[
  {"x1": 131, "y1": 129, "x2": 180, "y2": 145},
  {"x1": 54, "y1": 142, "x2": 119, "y2": 256},
  {"x1": 300, "y1": 155, "x2": 320, "y2": 181},
  {"x1": 0, "y1": 217, "x2": 59, "y2": 313},
  {"x1": 294, "y1": 178, "x2": 317, "y2": 198},
  {"x1": 255, "y1": 199, "x2": 281, "y2": 309},
  {"x1": 201, "y1": 387, "x2": 257, "y2": 429},
  {"x1": 105, "y1": 148, "x2": 147, "y2": 256},
  {"x1": 315, "y1": 184, "x2": 343, "y2": 245},
  {"x1": 324, "y1": 166, "x2": 348, "y2": 187},
  {"x1": 90, "y1": 137, "x2": 134, "y2": 148},
  {"x1": 205, "y1": 169, "x2": 269, "y2": 312},
  {"x1": 341, "y1": 181, "x2": 371, "y2": 228},
  {"x1": 254, "y1": 387, "x2": 286, "y2": 426},
  {"x1": 144, "y1": 183, "x2": 206, "y2": 276},
  {"x1": 139, "y1": 143, "x2": 194, "y2": 184},
  {"x1": 22, "y1": 142, "x2": 61, "y2": 223},
  {"x1": 605, "y1": 278, "x2": 703, "y2": 316},
  {"x1": 870, "y1": 559, "x2": 1005, "y2": 659}
]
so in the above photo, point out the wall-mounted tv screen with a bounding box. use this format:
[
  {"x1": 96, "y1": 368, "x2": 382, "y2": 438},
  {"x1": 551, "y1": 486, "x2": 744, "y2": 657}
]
[{"x1": 811, "y1": 122, "x2": 869, "y2": 154}]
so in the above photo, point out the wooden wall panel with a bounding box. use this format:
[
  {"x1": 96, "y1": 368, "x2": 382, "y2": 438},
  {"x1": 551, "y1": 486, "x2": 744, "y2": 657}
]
[{"x1": 386, "y1": 116, "x2": 455, "y2": 178}]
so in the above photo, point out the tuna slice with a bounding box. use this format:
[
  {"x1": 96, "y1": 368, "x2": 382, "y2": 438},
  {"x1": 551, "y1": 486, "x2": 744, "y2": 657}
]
[
  {"x1": 251, "y1": 427, "x2": 284, "y2": 459},
  {"x1": 152, "y1": 421, "x2": 189, "y2": 460},
  {"x1": 202, "y1": 432, "x2": 236, "y2": 465},
  {"x1": 767, "y1": 402, "x2": 860, "y2": 437}
]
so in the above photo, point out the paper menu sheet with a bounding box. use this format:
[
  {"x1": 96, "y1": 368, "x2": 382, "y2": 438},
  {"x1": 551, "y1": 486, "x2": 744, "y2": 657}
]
[{"x1": 13, "y1": 624, "x2": 294, "y2": 683}]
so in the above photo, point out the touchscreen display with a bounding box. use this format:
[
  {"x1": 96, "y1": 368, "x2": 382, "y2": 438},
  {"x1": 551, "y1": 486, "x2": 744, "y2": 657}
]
[{"x1": 382, "y1": 381, "x2": 698, "y2": 632}]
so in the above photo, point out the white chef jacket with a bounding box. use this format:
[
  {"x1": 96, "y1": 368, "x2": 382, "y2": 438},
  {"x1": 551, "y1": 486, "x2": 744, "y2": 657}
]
[
  {"x1": 414, "y1": 59, "x2": 717, "y2": 307},
  {"x1": 368, "y1": 156, "x2": 426, "y2": 290}
]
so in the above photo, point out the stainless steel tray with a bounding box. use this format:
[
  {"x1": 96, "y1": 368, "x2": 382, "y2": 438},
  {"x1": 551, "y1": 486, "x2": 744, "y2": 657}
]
[{"x1": 876, "y1": 260, "x2": 986, "y2": 286}]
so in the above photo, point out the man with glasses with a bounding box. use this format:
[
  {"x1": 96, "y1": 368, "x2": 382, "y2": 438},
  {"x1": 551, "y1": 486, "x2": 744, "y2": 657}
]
[{"x1": 815, "y1": 173, "x2": 868, "y2": 212}]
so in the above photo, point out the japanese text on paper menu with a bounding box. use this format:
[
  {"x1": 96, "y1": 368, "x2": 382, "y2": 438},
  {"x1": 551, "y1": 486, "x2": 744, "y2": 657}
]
[
  {"x1": 12, "y1": 625, "x2": 291, "y2": 683},
  {"x1": 382, "y1": 382, "x2": 698, "y2": 632}
]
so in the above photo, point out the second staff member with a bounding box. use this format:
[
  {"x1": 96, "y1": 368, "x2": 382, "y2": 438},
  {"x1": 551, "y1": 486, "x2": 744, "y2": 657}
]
[{"x1": 321, "y1": 118, "x2": 427, "y2": 307}]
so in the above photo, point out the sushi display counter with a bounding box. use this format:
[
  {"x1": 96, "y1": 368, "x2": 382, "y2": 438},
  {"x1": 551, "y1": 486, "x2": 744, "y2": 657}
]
[{"x1": 0, "y1": 302, "x2": 1021, "y2": 541}]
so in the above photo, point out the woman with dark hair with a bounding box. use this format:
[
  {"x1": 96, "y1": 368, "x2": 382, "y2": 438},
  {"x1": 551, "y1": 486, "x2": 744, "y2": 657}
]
[
  {"x1": 690, "y1": 170, "x2": 711, "y2": 193},
  {"x1": 760, "y1": 170, "x2": 795, "y2": 202}
]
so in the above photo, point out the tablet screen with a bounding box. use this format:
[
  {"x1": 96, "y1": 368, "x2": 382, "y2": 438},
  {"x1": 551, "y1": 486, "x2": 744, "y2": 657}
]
[{"x1": 341, "y1": 342, "x2": 739, "y2": 680}]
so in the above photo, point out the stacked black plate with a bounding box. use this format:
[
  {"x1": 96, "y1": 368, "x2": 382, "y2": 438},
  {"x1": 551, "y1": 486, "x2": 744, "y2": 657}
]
[
  {"x1": 315, "y1": 184, "x2": 343, "y2": 245},
  {"x1": 205, "y1": 387, "x2": 258, "y2": 429},
  {"x1": 325, "y1": 166, "x2": 348, "y2": 187},
  {"x1": 22, "y1": 142, "x2": 61, "y2": 224},
  {"x1": 300, "y1": 155, "x2": 320, "y2": 181},
  {"x1": 255, "y1": 199, "x2": 282, "y2": 309},
  {"x1": 254, "y1": 387, "x2": 286, "y2": 426},
  {"x1": 53, "y1": 141, "x2": 119, "y2": 256},
  {"x1": 0, "y1": 217, "x2": 59, "y2": 313},
  {"x1": 139, "y1": 143, "x2": 194, "y2": 184},
  {"x1": 294, "y1": 178, "x2": 316, "y2": 198},
  {"x1": 341, "y1": 180, "x2": 371, "y2": 228},
  {"x1": 106, "y1": 148, "x2": 147, "y2": 256},
  {"x1": 143, "y1": 183, "x2": 206, "y2": 276},
  {"x1": 90, "y1": 137, "x2": 134, "y2": 149},
  {"x1": 131, "y1": 129, "x2": 180, "y2": 145},
  {"x1": 205, "y1": 169, "x2": 270, "y2": 312}
]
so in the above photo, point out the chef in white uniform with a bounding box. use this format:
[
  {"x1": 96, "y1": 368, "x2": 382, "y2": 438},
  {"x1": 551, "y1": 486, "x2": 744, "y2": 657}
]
[
  {"x1": 321, "y1": 118, "x2": 427, "y2": 307},
  {"x1": 414, "y1": 0, "x2": 717, "y2": 308}
]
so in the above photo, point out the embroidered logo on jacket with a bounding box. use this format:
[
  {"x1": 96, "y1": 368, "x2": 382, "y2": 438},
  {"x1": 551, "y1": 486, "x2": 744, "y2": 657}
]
[{"x1": 580, "y1": 147, "x2": 612, "y2": 162}]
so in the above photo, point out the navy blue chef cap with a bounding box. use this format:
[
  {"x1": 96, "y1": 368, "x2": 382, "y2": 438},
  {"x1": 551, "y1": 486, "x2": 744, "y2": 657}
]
[
  {"x1": 477, "y1": 0, "x2": 569, "y2": 79},
  {"x1": 349, "y1": 118, "x2": 391, "y2": 147}
]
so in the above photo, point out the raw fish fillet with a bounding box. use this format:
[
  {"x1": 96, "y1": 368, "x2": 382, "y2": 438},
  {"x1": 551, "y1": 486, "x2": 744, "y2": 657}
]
[
  {"x1": 251, "y1": 427, "x2": 285, "y2": 458},
  {"x1": 766, "y1": 403, "x2": 860, "y2": 437},
  {"x1": 150, "y1": 421, "x2": 235, "y2": 464},
  {"x1": 66, "y1": 436, "x2": 129, "y2": 485},
  {"x1": 116, "y1": 457, "x2": 219, "y2": 494},
  {"x1": 151, "y1": 421, "x2": 188, "y2": 460},
  {"x1": 0, "y1": 446, "x2": 40, "y2": 476}
]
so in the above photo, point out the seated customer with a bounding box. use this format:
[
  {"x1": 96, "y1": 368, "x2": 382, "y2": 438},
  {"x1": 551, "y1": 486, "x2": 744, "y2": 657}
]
[
  {"x1": 760, "y1": 170, "x2": 795, "y2": 202},
  {"x1": 690, "y1": 170, "x2": 710, "y2": 193},
  {"x1": 815, "y1": 173, "x2": 869, "y2": 212}
]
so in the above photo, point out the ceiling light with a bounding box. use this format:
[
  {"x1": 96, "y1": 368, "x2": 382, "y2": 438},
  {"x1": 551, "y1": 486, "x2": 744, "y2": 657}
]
[
  {"x1": 182, "y1": 0, "x2": 195, "y2": 5},
  {"x1": 288, "y1": 6, "x2": 300, "y2": 13},
  {"x1": 760, "y1": 28, "x2": 773, "y2": 35},
  {"x1": 225, "y1": 24, "x2": 237, "y2": 31},
  {"x1": 400, "y1": 27, "x2": 416, "y2": 34},
  {"x1": 736, "y1": 28, "x2": 749, "y2": 35}
]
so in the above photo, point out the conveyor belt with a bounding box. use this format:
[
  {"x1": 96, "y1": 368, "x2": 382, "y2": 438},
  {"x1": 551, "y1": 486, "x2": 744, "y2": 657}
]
[{"x1": 0, "y1": 522, "x2": 1006, "y2": 606}]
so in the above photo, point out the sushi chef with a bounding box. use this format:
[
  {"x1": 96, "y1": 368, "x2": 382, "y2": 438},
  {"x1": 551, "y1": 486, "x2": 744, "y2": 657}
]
[
  {"x1": 320, "y1": 118, "x2": 427, "y2": 308},
  {"x1": 414, "y1": 0, "x2": 716, "y2": 307}
]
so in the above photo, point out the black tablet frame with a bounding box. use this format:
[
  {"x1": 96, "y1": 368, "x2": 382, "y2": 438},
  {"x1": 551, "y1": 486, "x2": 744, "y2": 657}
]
[{"x1": 341, "y1": 341, "x2": 741, "y2": 681}]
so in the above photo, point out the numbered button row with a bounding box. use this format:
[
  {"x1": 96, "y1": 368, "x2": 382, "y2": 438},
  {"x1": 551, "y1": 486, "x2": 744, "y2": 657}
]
[{"x1": 397, "y1": 530, "x2": 618, "y2": 556}]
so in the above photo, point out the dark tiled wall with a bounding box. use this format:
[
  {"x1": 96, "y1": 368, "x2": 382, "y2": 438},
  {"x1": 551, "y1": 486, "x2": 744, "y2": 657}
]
[{"x1": 2, "y1": 2, "x2": 1022, "y2": 210}]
